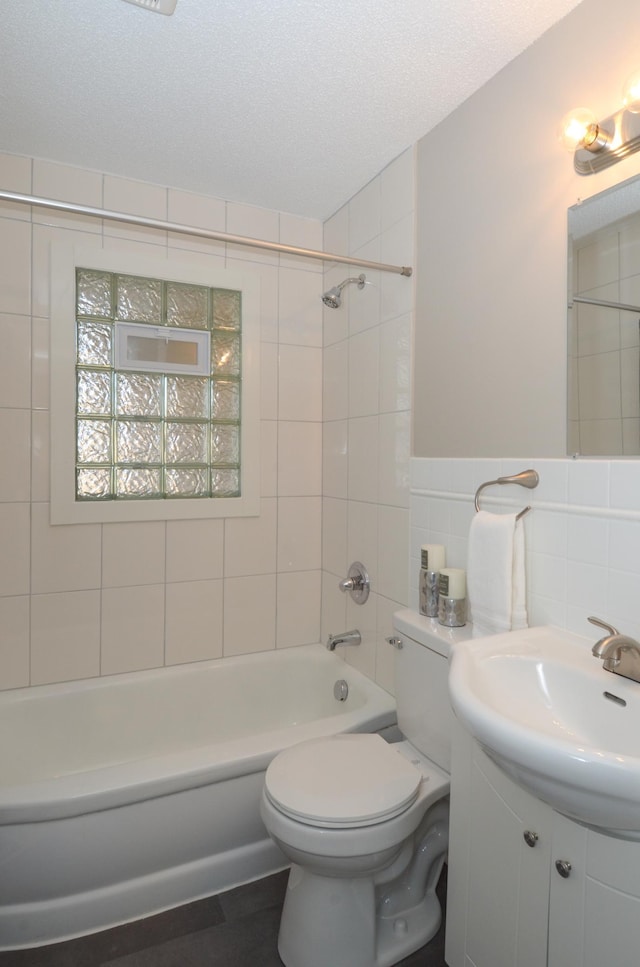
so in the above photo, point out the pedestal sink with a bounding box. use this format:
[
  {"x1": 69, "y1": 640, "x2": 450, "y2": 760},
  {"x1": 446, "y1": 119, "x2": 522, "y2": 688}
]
[{"x1": 448, "y1": 625, "x2": 640, "y2": 835}]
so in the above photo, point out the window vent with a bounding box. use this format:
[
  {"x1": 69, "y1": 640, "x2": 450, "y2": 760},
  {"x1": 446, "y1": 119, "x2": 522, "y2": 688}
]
[{"x1": 121, "y1": 0, "x2": 177, "y2": 15}]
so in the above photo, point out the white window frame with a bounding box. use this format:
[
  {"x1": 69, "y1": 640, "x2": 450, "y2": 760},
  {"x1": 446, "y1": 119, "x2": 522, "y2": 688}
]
[
  {"x1": 50, "y1": 244, "x2": 261, "y2": 524},
  {"x1": 114, "y1": 322, "x2": 211, "y2": 376}
]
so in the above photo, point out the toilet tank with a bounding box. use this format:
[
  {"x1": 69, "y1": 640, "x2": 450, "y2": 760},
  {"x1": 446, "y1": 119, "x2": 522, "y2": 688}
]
[{"x1": 392, "y1": 609, "x2": 472, "y2": 773}]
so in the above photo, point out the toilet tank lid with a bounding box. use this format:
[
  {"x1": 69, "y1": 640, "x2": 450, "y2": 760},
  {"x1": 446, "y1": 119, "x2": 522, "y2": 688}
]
[
  {"x1": 392, "y1": 608, "x2": 473, "y2": 657},
  {"x1": 264, "y1": 733, "x2": 422, "y2": 828}
]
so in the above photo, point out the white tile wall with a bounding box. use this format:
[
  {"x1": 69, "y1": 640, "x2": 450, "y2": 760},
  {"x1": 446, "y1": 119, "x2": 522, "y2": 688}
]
[
  {"x1": 572, "y1": 212, "x2": 640, "y2": 455},
  {"x1": 12, "y1": 141, "x2": 614, "y2": 702},
  {"x1": 321, "y1": 148, "x2": 416, "y2": 694},
  {"x1": 276, "y1": 570, "x2": 322, "y2": 649},
  {"x1": 165, "y1": 580, "x2": 224, "y2": 666},
  {"x1": 0, "y1": 151, "x2": 324, "y2": 688},
  {"x1": 410, "y1": 456, "x2": 640, "y2": 645},
  {"x1": 223, "y1": 574, "x2": 277, "y2": 656},
  {"x1": 30, "y1": 589, "x2": 101, "y2": 684}
]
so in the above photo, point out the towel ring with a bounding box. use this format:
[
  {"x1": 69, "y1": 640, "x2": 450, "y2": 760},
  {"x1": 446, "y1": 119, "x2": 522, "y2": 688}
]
[{"x1": 474, "y1": 469, "x2": 539, "y2": 521}]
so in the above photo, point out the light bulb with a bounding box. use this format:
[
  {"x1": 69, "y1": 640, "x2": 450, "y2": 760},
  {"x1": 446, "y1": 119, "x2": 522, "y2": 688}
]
[
  {"x1": 558, "y1": 108, "x2": 599, "y2": 151},
  {"x1": 623, "y1": 70, "x2": 640, "y2": 113}
]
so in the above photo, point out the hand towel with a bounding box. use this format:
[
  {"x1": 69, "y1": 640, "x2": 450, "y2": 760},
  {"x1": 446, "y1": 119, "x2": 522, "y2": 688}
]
[{"x1": 467, "y1": 510, "x2": 528, "y2": 638}]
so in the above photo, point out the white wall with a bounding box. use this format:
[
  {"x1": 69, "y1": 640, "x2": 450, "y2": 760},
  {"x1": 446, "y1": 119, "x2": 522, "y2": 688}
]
[
  {"x1": 407, "y1": 0, "x2": 640, "y2": 644},
  {"x1": 413, "y1": 0, "x2": 640, "y2": 457},
  {"x1": 0, "y1": 153, "x2": 325, "y2": 688},
  {"x1": 321, "y1": 148, "x2": 416, "y2": 694}
]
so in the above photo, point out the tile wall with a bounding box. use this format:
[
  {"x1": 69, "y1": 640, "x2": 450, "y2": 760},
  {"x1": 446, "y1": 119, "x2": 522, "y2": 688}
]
[
  {"x1": 410, "y1": 456, "x2": 640, "y2": 643},
  {"x1": 321, "y1": 147, "x2": 415, "y2": 694},
  {"x1": 569, "y1": 211, "x2": 640, "y2": 455},
  {"x1": 0, "y1": 152, "x2": 325, "y2": 689}
]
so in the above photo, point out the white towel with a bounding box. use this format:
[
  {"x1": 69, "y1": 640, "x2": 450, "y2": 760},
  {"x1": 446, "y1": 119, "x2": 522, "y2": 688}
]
[{"x1": 467, "y1": 510, "x2": 528, "y2": 638}]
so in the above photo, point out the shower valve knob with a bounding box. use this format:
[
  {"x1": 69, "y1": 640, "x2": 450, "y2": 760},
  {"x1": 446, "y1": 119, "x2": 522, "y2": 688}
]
[{"x1": 338, "y1": 562, "x2": 370, "y2": 605}]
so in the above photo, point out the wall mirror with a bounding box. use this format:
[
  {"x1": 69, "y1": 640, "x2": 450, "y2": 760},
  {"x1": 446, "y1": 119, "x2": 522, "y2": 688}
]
[{"x1": 568, "y1": 175, "x2": 640, "y2": 456}]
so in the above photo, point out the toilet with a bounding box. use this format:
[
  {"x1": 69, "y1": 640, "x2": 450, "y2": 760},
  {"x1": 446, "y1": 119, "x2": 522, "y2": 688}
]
[{"x1": 260, "y1": 609, "x2": 461, "y2": 967}]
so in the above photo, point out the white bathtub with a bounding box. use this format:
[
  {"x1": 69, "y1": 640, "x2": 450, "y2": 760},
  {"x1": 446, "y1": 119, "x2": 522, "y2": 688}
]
[{"x1": 0, "y1": 643, "x2": 396, "y2": 950}]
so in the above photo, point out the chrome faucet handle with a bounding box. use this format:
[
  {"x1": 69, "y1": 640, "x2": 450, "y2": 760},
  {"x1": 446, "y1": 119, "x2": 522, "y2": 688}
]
[
  {"x1": 338, "y1": 562, "x2": 370, "y2": 605},
  {"x1": 588, "y1": 616, "x2": 620, "y2": 637}
]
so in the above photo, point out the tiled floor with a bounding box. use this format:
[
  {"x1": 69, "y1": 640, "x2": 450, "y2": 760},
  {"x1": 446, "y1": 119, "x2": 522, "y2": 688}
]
[{"x1": 0, "y1": 868, "x2": 448, "y2": 967}]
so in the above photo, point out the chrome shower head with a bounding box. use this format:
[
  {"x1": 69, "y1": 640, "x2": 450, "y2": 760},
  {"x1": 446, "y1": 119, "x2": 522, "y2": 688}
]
[{"x1": 321, "y1": 274, "x2": 366, "y2": 309}]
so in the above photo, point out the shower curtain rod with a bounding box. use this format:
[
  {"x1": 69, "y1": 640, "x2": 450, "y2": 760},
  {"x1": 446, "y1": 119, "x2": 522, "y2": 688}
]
[
  {"x1": 0, "y1": 191, "x2": 413, "y2": 278},
  {"x1": 571, "y1": 294, "x2": 640, "y2": 313}
]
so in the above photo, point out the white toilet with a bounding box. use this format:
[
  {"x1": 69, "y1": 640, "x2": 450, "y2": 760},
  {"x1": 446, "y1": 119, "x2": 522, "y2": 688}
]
[{"x1": 260, "y1": 609, "x2": 461, "y2": 967}]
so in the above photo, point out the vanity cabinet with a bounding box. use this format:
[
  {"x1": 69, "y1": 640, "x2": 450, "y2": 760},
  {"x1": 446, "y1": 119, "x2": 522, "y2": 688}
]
[{"x1": 445, "y1": 719, "x2": 640, "y2": 967}]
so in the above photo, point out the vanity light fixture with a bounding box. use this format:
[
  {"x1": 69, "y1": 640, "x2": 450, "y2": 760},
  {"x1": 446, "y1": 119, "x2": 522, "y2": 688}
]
[
  {"x1": 121, "y1": 0, "x2": 177, "y2": 14},
  {"x1": 561, "y1": 71, "x2": 640, "y2": 174}
]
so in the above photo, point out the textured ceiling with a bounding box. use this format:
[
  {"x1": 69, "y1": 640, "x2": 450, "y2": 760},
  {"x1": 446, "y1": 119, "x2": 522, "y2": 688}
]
[{"x1": 1, "y1": 0, "x2": 584, "y2": 219}]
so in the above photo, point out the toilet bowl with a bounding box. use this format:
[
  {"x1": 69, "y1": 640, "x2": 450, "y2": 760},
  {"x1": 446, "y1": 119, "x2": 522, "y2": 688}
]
[{"x1": 260, "y1": 609, "x2": 465, "y2": 967}]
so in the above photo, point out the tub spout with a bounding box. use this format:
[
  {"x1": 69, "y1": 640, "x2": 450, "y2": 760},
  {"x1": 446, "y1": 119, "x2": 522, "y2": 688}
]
[{"x1": 326, "y1": 630, "x2": 361, "y2": 651}]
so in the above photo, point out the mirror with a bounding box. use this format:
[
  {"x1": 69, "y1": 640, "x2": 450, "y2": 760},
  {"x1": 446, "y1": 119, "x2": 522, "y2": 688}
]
[{"x1": 568, "y1": 175, "x2": 640, "y2": 455}]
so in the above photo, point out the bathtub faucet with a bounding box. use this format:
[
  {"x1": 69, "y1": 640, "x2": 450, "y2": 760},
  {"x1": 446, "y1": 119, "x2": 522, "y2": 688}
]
[{"x1": 326, "y1": 629, "x2": 361, "y2": 651}]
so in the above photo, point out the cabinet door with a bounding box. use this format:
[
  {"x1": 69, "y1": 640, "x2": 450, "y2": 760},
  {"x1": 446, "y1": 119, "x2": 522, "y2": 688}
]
[
  {"x1": 464, "y1": 751, "x2": 551, "y2": 967},
  {"x1": 547, "y1": 813, "x2": 587, "y2": 967},
  {"x1": 581, "y1": 825, "x2": 640, "y2": 967}
]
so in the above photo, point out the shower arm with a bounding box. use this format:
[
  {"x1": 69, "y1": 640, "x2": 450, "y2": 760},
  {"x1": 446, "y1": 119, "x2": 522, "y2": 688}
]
[
  {"x1": 336, "y1": 275, "x2": 365, "y2": 293},
  {"x1": 0, "y1": 190, "x2": 413, "y2": 278}
]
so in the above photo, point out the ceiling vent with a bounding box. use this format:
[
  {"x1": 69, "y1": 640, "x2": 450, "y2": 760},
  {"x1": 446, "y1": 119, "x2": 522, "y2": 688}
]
[{"x1": 121, "y1": 0, "x2": 177, "y2": 14}]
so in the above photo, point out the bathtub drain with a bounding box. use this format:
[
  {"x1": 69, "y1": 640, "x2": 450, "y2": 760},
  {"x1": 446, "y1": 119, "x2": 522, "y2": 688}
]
[{"x1": 334, "y1": 679, "x2": 349, "y2": 702}]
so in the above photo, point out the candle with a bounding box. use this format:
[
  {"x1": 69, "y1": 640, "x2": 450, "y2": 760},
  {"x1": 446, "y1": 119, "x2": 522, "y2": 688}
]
[
  {"x1": 420, "y1": 544, "x2": 446, "y2": 572},
  {"x1": 438, "y1": 568, "x2": 466, "y2": 600}
]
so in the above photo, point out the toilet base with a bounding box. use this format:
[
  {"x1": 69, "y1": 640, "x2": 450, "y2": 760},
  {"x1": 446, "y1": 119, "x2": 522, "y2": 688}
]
[
  {"x1": 277, "y1": 865, "x2": 444, "y2": 967},
  {"x1": 276, "y1": 805, "x2": 448, "y2": 967}
]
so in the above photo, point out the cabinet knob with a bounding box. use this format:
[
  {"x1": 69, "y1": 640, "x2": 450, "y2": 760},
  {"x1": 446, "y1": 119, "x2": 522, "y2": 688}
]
[
  {"x1": 555, "y1": 859, "x2": 572, "y2": 878},
  {"x1": 523, "y1": 830, "x2": 538, "y2": 848}
]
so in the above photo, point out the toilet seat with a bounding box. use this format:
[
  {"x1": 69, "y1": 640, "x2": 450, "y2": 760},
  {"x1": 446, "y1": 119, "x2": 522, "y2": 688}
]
[{"x1": 264, "y1": 733, "x2": 423, "y2": 829}]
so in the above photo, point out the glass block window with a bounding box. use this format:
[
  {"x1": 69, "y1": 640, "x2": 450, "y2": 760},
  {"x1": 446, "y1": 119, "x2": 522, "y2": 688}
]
[{"x1": 75, "y1": 269, "x2": 243, "y2": 501}]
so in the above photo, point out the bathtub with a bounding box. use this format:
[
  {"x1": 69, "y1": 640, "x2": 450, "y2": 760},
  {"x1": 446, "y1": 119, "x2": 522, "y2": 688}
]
[{"x1": 0, "y1": 643, "x2": 396, "y2": 950}]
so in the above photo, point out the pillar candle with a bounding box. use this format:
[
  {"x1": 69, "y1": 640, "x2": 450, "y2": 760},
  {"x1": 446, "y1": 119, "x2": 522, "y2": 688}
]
[
  {"x1": 420, "y1": 544, "x2": 446, "y2": 572},
  {"x1": 438, "y1": 568, "x2": 466, "y2": 600}
]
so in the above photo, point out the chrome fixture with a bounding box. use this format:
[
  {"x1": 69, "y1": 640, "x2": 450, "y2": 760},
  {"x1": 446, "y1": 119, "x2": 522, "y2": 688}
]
[
  {"x1": 122, "y1": 0, "x2": 177, "y2": 13},
  {"x1": 555, "y1": 860, "x2": 572, "y2": 879},
  {"x1": 322, "y1": 274, "x2": 366, "y2": 309},
  {"x1": 0, "y1": 192, "x2": 413, "y2": 278},
  {"x1": 560, "y1": 70, "x2": 640, "y2": 174},
  {"x1": 326, "y1": 629, "x2": 361, "y2": 651},
  {"x1": 474, "y1": 469, "x2": 539, "y2": 520},
  {"x1": 386, "y1": 636, "x2": 403, "y2": 650},
  {"x1": 588, "y1": 616, "x2": 640, "y2": 684},
  {"x1": 333, "y1": 679, "x2": 349, "y2": 702},
  {"x1": 338, "y1": 561, "x2": 370, "y2": 604},
  {"x1": 571, "y1": 295, "x2": 640, "y2": 314}
]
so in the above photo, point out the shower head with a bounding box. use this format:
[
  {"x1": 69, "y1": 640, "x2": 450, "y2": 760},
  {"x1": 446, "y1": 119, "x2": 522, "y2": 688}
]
[{"x1": 321, "y1": 274, "x2": 366, "y2": 309}]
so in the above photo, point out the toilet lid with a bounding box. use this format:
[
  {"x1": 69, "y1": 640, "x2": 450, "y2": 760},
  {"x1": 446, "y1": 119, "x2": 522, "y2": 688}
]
[{"x1": 264, "y1": 733, "x2": 422, "y2": 828}]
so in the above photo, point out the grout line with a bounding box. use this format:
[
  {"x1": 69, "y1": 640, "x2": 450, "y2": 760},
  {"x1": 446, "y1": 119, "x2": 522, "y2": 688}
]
[{"x1": 412, "y1": 488, "x2": 640, "y2": 521}]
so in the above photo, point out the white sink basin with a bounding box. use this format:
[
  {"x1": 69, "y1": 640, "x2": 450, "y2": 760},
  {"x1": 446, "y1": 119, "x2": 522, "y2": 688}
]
[{"x1": 449, "y1": 625, "x2": 640, "y2": 835}]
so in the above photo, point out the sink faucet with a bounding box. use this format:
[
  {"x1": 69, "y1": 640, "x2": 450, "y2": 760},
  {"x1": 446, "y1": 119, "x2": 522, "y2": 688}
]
[
  {"x1": 326, "y1": 629, "x2": 361, "y2": 651},
  {"x1": 588, "y1": 616, "x2": 640, "y2": 684}
]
